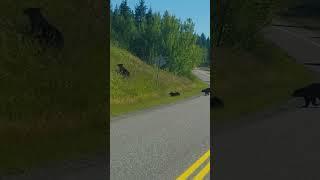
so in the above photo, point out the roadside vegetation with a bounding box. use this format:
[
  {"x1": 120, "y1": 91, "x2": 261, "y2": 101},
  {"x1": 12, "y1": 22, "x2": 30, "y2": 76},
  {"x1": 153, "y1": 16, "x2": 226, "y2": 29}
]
[
  {"x1": 110, "y1": 45, "x2": 207, "y2": 116},
  {"x1": 212, "y1": 0, "x2": 313, "y2": 125},
  {"x1": 110, "y1": 0, "x2": 209, "y2": 116},
  {"x1": 0, "y1": 1, "x2": 107, "y2": 175},
  {"x1": 111, "y1": 0, "x2": 210, "y2": 76}
]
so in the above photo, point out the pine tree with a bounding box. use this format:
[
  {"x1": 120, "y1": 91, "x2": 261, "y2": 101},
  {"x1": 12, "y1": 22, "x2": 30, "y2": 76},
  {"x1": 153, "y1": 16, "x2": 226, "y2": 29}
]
[
  {"x1": 111, "y1": 0, "x2": 207, "y2": 75},
  {"x1": 119, "y1": 0, "x2": 131, "y2": 19},
  {"x1": 135, "y1": 0, "x2": 147, "y2": 27},
  {"x1": 146, "y1": 7, "x2": 153, "y2": 24}
]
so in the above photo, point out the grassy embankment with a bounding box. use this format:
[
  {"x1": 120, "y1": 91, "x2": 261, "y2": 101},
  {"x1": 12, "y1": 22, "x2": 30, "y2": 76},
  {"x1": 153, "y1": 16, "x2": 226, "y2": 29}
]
[
  {"x1": 110, "y1": 45, "x2": 208, "y2": 116},
  {"x1": 0, "y1": 1, "x2": 107, "y2": 175},
  {"x1": 213, "y1": 38, "x2": 313, "y2": 125}
]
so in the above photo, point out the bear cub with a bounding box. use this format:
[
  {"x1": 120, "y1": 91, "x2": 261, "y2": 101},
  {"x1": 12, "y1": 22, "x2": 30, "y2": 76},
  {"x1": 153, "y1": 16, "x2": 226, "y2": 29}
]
[
  {"x1": 169, "y1": 92, "x2": 180, "y2": 96},
  {"x1": 201, "y1": 88, "x2": 210, "y2": 96},
  {"x1": 116, "y1": 64, "x2": 130, "y2": 78},
  {"x1": 292, "y1": 83, "x2": 320, "y2": 107}
]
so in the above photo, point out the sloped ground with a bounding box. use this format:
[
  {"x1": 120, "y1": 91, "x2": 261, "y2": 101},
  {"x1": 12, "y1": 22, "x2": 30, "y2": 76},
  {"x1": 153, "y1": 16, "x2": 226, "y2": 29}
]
[
  {"x1": 0, "y1": 1, "x2": 107, "y2": 175},
  {"x1": 110, "y1": 46, "x2": 207, "y2": 116}
]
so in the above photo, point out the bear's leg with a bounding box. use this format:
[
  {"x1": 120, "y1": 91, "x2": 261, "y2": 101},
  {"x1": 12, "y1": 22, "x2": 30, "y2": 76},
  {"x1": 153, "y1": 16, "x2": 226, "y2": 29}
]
[
  {"x1": 312, "y1": 97, "x2": 318, "y2": 106},
  {"x1": 303, "y1": 97, "x2": 311, "y2": 107}
]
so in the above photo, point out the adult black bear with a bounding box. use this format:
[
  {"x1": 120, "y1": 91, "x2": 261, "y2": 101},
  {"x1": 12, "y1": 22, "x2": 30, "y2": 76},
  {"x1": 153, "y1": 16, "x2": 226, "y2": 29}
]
[
  {"x1": 292, "y1": 83, "x2": 320, "y2": 107},
  {"x1": 201, "y1": 88, "x2": 210, "y2": 96},
  {"x1": 24, "y1": 8, "x2": 64, "y2": 49},
  {"x1": 211, "y1": 96, "x2": 224, "y2": 108},
  {"x1": 117, "y1": 64, "x2": 130, "y2": 78},
  {"x1": 169, "y1": 92, "x2": 180, "y2": 96}
]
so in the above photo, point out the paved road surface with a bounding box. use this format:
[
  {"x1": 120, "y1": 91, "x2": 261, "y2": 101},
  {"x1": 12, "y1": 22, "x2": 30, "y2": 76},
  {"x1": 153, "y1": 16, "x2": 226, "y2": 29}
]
[
  {"x1": 214, "y1": 18, "x2": 320, "y2": 179},
  {"x1": 2, "y1": 69, "x2": 210, "y2": 180},
  {"x1": 111, "y1": 69, "x2": 210, "y2": 180},
  {"x1": 193, "y1": 68, "x2": 210, "y2": 85}
]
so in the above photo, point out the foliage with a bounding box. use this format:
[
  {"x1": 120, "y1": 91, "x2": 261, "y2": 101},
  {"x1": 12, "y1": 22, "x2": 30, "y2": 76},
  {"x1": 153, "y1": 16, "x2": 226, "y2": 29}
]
[
  {"x1": 110, "y1": 45, "x2": 207, "y2": 116},
  {"x1": 111, "y1": 0, "x2": 209, "y2": 75},
  {"x1": 0, "y1": 0, "x2": 107, "y2": 173}
]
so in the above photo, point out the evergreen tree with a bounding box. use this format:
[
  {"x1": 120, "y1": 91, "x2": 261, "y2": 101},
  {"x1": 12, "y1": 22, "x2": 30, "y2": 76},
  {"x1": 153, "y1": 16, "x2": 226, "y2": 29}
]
[
  {"x1": 119, "y1": 0, "x2": 131, "y2": 19},
  {"x1": 206, "y1": 37, "x2": 210, "y2": 49},
  {"x1": 146, "y1": 7, "x2": 153, "y2": 24},
  {"x1": 197, "y1": 33, "x2": 208, "y2": 48},
  {"x1": 111, "y1": 0, "x2": 208, "y2": 75},
  {"x1": 135, "y1": 0, "x2": 147, "y2": 27}
]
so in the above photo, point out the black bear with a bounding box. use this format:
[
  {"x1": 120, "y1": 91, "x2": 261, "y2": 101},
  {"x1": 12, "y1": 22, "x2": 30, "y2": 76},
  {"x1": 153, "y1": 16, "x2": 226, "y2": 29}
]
[
  {"x1": 169, "y1": 92, "x2": 180, "y2": 96},
  {"x1": 201, "y1": 88, "x2": 210, "y2": 96},
  {"x1": 292, "y1": 83, "x2": 320, "y2": 107},
  {"x1": 211, "y1": 96, "x2": 224, "y2": 108},
  {"x1": 117, "y1": 64, "x2": 130, "y2": 78},
  {"x1": 24, "y1": 8, "x2": 64, "y2": 49}
]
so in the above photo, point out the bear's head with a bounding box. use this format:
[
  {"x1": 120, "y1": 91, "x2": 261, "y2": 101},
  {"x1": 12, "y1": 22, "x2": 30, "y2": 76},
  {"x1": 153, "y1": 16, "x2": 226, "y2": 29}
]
[
  {"x1": 117, "y1": 64, "x2": 125, "y2": 70},
  {"x1": 292, "y1": 88, "x2": 306, "y2": 97}
]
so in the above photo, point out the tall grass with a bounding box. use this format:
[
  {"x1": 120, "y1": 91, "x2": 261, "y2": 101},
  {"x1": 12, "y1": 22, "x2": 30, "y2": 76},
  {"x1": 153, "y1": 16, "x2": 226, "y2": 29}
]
[
  {"x1": 110, "y1": 46, "x2": 207, "y2": 116},
  {"x1": 0, "y1": 0, "x2": 107, "y2": 174}
]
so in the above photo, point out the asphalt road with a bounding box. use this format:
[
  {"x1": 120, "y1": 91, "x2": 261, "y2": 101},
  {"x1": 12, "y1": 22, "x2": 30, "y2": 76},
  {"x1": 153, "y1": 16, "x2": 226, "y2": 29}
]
[
  {"x1": 2, "y1": 69, "x2": 210, "y2": 180},
  {"x1": 214, "y1": 18, "x2": 320, "y2": 179},
  {"x1": 110, "y1": 69, "x2": 210, "y2": 180},
  {"x1": 192, "y1": 68, "x2": 210, "y2": 85}
]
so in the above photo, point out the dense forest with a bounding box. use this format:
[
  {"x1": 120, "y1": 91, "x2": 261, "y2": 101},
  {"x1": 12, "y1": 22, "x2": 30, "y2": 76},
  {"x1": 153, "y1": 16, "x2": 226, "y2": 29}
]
[{"x1": 110, "y1": 0, "x2": 210, "y2": 76}]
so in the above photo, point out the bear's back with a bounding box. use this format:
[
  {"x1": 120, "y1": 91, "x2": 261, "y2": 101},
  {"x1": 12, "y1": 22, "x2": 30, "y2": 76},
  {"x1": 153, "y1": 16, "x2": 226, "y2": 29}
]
[
  {"x1": 308, "y1": 83, "x2": 320, "y2": 96},
  {"x1": 297, "y1": 83, "x2": 320, "y2": 97}
]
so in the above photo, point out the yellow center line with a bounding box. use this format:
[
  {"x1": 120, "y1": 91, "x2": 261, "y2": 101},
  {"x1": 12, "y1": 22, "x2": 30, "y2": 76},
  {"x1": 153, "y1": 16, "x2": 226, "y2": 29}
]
[
  {"x1": 193, "y1": 162, "x2": 210, "y2": 180},
  {"x1": 176, "y1": 149, "x2": 210, "y2": 180}
]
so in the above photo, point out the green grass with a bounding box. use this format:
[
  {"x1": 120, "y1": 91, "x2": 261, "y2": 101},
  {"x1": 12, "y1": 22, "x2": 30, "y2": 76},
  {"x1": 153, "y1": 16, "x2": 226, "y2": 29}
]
[
  {"x1": 0, "y1": 1, "x2": 205, "y2": 174},
  {"x1": 110, "y1": 46, "x2": 207, "y2": 116},
  {"x1": 0, "y1": 1, "x2": 107, "y2": 175},
  {"x1": 213, "y1": 38, "x2": 313, "y2": 125}
]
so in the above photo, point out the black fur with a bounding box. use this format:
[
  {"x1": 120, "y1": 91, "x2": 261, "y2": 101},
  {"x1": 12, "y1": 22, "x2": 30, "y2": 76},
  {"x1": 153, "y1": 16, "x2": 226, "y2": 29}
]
[
  {"x1": 292, "y1": 83, "x2": 320, "y2": 107},
  {"x1": 201, "y1": 88, "x2": 210, "y2": 96},
  {"x1": 24, "y1": 8, "x2": 64, "y2": 49},
  {"x1": 169, "y1": 92, "x2": 180, "y2": 96},
  {"x1": 211, "y1": 96, "x2": 224, "y2": 108},
  {"x1": 117, "y1": 64, "x2": 130, "y2": 78}
]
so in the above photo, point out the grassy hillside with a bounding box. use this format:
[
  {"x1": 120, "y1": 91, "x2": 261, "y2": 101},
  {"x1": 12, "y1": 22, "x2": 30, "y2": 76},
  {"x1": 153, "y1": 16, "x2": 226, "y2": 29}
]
[
  {"x1": 213, "y1": 38, "x2": 313, "y2": 126},
  {"x1": 0, "y1": 1, "x2": 107, "y2": 175},
  {"x1": 111, "y1": 45, "x2": 207, "y2": 116}
]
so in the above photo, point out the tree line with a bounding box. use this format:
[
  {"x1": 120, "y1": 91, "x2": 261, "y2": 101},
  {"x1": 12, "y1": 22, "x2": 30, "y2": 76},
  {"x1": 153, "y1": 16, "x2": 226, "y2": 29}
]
[
  {"x1": 213, "y1": 0, "x2": 299, "y2": 49},
  {"x1": 111, "y1": 0, "x2": 210, "y2": 76}
]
